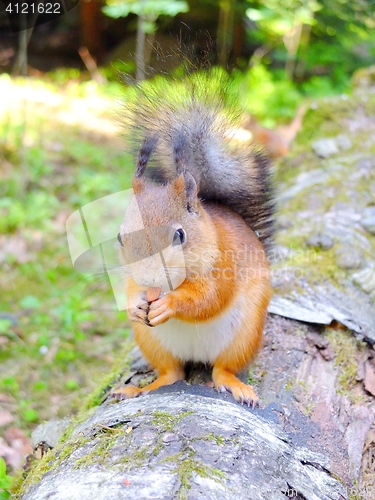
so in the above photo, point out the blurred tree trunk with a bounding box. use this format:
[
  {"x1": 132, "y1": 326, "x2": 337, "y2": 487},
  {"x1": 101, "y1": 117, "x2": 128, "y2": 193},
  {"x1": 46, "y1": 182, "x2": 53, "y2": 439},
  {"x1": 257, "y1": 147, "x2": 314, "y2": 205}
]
[
  {"x1": 217, "y1": 0, "x2": 234, "y2": 67},
  {"x1": 136, "y1": 7, "x2": 146, "y2": 82},
  {"x1": 283, "y1": 20, "x2": 302, "y2": 79},
  {"x1": 295, "y1": 23, "x2": 312, "y2": 80},
  {"x1": 81, "y1": 0, "x2": 104, "y2": 63}
]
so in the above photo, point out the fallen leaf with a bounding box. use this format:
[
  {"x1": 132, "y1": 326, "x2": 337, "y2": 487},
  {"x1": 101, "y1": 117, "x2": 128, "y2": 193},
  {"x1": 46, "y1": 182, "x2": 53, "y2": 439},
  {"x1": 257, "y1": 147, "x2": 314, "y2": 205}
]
[
  {"x1": 4, "y1": 427, "x2": 33, "y2": 462},
  {"x1": 0, "y1": 410, "x2": 14, "y2": 427},
  {"x1": 0, "y1": 394, "x2": 12, "y2": 403},
  {"x1": 364, "y1": 361, "x2": 375, "y2": 397},
  {"x1": 125, "y1": 426, "x2": 132, "y2": 434},
  {"x1": 0, "y1": 234, "x2": 32, "y2": 264},
  {"x1": 0, "y1": 437, "x2": 19, "y2": 468}
]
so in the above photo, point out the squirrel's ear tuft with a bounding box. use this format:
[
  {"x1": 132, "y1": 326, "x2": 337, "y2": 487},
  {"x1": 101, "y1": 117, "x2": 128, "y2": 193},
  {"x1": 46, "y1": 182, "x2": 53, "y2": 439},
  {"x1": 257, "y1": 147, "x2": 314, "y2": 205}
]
[
  {"x1": 133, "y1": 134, "x2": 158, "y2": 194},
  {"x1": 172, "y1": 174, "x2": 185, "y2": 195},
  {"x1": 184, "y1": 171, "x2": 198, "y2": 213},
  {"x1": 172, "y1": 173, "x2": 198, "y2": 213},
  {"x1": 132, "y1": 176, "x2": 146, "y2": 194},
  {"x1": 135, "y1": 134, "x2": 158, "y2": 178}
]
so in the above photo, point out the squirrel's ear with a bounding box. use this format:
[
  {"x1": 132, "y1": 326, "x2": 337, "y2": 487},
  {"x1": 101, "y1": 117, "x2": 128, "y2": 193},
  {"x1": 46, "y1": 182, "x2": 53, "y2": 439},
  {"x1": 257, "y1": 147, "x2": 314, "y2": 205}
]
[
  {"x1": 184, "y1": 172, "x2": 198, "y2": 213},
  {"x1": 132, "y1": 176, "x2": 146, "y2": 194},
  {"x1": 172, "y1": 173, "x2": 198, "y2": 213},
  {"x1": 172, "y1": 174, "x2": 185, "y2": 195}
]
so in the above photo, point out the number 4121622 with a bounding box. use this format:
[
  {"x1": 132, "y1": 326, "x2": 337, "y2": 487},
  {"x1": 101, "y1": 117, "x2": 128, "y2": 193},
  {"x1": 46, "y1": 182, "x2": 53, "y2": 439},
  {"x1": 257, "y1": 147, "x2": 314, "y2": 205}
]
[{"x1": 5, "y1": 3, "x2": 61, "y2": 14}]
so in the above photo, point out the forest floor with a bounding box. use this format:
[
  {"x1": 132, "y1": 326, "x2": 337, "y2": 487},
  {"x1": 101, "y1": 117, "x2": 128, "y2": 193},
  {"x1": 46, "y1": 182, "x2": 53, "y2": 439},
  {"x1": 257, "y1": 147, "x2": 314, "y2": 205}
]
[{"x1": 0, "y1": 75, "x2": 136, "y2": 471}]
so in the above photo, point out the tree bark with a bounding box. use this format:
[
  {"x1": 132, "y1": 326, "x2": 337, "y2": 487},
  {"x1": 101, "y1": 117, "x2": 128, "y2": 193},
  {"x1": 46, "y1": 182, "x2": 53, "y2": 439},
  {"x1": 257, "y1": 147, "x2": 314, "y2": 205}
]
[{"x1": 20, "y1": 364, "x2": 349, "y2": 500}]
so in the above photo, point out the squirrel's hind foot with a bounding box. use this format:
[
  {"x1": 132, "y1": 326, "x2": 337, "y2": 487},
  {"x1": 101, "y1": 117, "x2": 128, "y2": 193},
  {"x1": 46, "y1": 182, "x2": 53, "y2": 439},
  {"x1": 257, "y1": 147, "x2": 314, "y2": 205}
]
[
  {"x1": 110, "y1": 368, "x2": 185, "y2": 400},
  {"x1": 110, "y1": 385, "x2": 143, "y2": 400},
  {"x1": 213, "y1": 367, "x2": 260, "y2": 408}
]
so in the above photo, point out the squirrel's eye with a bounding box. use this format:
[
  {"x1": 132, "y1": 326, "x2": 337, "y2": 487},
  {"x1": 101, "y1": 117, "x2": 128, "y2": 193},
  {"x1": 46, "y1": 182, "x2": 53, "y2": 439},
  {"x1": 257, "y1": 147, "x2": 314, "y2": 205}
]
[
  {"x1": 172, "y1": 228, "x2": 186, "y2": 246},
  {"x1": 117, "y1": 233, "x2": 124, "y2": 246}
]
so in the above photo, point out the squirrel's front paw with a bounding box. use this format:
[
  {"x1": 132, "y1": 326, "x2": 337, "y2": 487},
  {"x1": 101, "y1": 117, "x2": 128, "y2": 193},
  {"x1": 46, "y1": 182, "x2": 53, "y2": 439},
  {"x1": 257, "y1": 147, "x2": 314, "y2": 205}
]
[
  {"x1": 127, "y1": 292, "x2": 149, "y2": 325},
  {"x1": 148, "y1": 295, "x2": 173, "y2": 326}
]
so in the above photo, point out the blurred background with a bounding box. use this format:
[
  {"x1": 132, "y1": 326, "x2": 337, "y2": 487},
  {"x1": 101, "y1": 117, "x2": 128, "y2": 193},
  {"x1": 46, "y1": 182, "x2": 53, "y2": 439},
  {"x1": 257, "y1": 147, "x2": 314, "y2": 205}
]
[
  {"x1": 0, "y1": 0, "x2": 375, "y2": 489},
  {"x1": 2, "y1": 0, "x2": 375, "y2": 122}
]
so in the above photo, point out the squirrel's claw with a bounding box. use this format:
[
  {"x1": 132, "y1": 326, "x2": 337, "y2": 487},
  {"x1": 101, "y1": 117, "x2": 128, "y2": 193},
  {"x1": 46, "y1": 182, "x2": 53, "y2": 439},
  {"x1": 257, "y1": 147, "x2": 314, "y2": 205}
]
[
  {"x1": 216, "y1": 382, "x2": 260, "y2": 407},
  {"x1": 213, "y1": 368, "x2": 260, "y2": 407},
  {"x1": 110, "y1": 385, "x2": 142, "y2": 400},
  {"x1": 128, "y1": 305, "x2": 149, "y2": 324},
  {"x1": 127, "y1": 292, "x2": 149, "y2": 324},
  {"x1": 148, "y1": 296, "x2": 173, "y2": 326}
]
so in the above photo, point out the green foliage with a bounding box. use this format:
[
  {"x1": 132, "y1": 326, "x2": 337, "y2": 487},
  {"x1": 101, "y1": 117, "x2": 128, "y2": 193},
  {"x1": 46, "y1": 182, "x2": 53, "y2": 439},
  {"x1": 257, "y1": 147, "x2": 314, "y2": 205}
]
[
  {"x1": 0, "y1": 458, "x2": 12, "y2": 499},
  {"x1": 246, "y1": 0, "x2": 321, "y2": 36},
  {"x1": 245, "y1": 0, "x2": 375, "y2": 99},
  {"x1": 0, "y1": 320, "x2": 12, "y2": 335},
  {"x1": 19, "y1": 295, "x2": 41, "y2": 309},
  {"x1": 103, "y1": 0, "x2": 189, "y2": 33},
  {"x1": 0, "y1": 75, "x2": 132, "y2": 435},
  {"x1": 103, "y1": 0, "x2": 188, "y2": 18},
  {"x1": 235, "y1": 63, "x2": 301, "y2": 125}
]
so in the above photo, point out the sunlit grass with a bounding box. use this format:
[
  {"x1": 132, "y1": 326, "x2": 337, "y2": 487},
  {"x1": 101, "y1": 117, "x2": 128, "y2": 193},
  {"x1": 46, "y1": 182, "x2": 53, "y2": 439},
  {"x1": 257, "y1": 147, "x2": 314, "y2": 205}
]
[{"x1": 0, "y1": 75, "x2": 133, "y2": 434}]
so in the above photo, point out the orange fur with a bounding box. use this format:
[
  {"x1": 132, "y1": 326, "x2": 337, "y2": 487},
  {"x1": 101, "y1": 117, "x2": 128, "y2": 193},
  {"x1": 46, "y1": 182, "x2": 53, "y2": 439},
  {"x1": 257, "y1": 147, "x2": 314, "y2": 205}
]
[
  {"x1": 240, "y1": 104, "x2": 307, "y2": 158},
  {"x1": 114, "y1": 202, "x2": 271, "y2": 404}
]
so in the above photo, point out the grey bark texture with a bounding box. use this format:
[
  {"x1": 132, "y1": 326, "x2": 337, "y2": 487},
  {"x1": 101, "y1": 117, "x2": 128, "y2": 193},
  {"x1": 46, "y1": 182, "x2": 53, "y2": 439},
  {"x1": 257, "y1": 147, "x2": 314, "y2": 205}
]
[
  {"x1": 22, "y1": 389, "x2": 348, "y2": 500},
  {"x1": 19, "y1": 73, "x2": 375, "y2": 500},
  {"x1": 268, "y1": 88, "x2": 375, "y2": 343}
]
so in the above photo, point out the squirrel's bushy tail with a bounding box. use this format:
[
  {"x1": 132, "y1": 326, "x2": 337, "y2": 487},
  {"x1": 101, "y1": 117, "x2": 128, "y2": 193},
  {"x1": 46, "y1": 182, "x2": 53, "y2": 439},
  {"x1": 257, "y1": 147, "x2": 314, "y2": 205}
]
[{"x1": 122, "y1": 73, "x2": 275, "y2": 252}]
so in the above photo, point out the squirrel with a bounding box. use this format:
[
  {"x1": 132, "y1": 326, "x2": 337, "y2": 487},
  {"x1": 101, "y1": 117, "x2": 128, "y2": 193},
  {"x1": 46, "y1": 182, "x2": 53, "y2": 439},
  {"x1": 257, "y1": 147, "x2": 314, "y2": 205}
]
[
  {"x1": 113, "y1": 79, "x2": 274, "y2": 405},
  {"x1": 240, "y1": 104, "x2": 308, "y2": 158}
]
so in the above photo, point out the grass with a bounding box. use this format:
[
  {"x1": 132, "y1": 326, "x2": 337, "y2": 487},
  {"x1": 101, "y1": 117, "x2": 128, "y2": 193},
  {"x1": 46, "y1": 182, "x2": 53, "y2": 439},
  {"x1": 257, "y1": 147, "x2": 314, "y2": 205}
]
[
  {"x1": 0, "y1": 74, "x2": 134, "y2": 435},
  {"x1": 0, "y1": 457, "x2": 12, "y2": 499}
]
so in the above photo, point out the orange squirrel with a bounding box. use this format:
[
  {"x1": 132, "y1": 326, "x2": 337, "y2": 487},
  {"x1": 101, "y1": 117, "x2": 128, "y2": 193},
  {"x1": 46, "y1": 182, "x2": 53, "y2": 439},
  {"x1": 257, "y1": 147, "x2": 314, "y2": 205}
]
[
  {"x1": 241, "y1": 104, "x2": 308, "y2": 158},
  {"x1": 114, "y1": 84, "x2": 274, "y2": 405}
]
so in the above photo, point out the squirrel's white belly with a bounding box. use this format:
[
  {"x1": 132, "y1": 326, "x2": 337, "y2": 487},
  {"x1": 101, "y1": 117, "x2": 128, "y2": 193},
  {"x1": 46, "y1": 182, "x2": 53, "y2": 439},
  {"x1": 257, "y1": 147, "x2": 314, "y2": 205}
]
[{"x1": 151, "y1": 299, "x2": 245, "y2": 363}]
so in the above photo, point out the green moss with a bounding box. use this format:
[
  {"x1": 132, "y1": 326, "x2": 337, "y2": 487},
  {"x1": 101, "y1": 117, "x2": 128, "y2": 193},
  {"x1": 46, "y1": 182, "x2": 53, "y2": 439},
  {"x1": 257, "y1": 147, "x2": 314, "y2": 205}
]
[
  {"x1": 13, "y1": 344, "x2": 134, "y2": 497},
  {"x1": 348, "y1": 479, "x2": 365, "y2": 500},
  {"x1": 247, "y1": 365, "x2": 263, "y2": 386},
  {"x1": 74, "y1": 429, "x2": 122, "y2": 469},
  {"x1": 295, "y1": 98, "x2": 358, "y2": 147},
  {"x1": 13, "y1": 433, "x2": 90, "y2": 498},
  {"x1": 152, "y1": 440, "x2": 164, "y2": 456},
  {"x1": 272, "y1": 233, "x2": 347, "y2": 293},
  {"x1": 151, "y1": 410, "x2": 194, "y2": 432},
  {"x1": 205, "y1": 433, "x2": 225, "y2": 446},
  {"x1": 327, "y1": 329, "x2": 364, "y2": 399},
  {"x1": 80, "y1": 343, "x2": 134, "y2": 411},
  {"x1": 118, "y1": 446, "x2": 149, "y2": 468},
  {"x1": 285, "y1": 378, "x2": 294, "y2": 391},
  {"x1": 138, "y1": 374, "x2": 156, "y2": 388},
  {"x1": 149, "y1": 410, "x2": 195, "y2": 459},
  {"x1": 303, "y1": 402, "x2": 314, "y2": 417},
  {"x1": 73, "y1": 422, "x2": 151, "y2": 471},
  {"x1": 162, "y1": 449, "x2": 226, "y2": 500}
]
